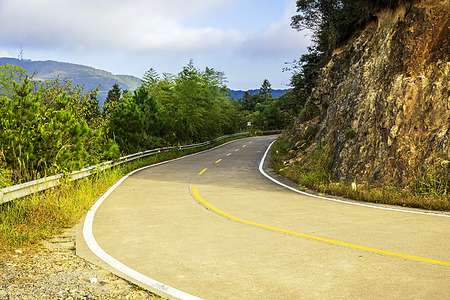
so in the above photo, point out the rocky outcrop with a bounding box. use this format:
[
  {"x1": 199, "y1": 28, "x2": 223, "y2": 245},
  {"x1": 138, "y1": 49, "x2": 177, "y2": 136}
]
[{"x1": 305, "y1": 0, "x2": 449, "y2": 186}]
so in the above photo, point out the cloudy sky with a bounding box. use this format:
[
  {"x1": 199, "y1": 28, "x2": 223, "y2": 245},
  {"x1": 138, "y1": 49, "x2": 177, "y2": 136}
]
[{"x1": 0, "y1": 0, "x2": 312, "y2": 90}]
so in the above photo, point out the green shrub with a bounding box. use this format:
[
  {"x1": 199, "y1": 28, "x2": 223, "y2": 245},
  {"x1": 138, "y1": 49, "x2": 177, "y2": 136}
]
[{"x1": 344, "y1": 129, "x2": 356, "y2": 139}]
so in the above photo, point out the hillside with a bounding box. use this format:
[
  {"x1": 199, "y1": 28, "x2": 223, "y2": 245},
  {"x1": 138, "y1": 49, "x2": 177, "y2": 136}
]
[
  {"x1": 283, "y1": 0, "x2": 449, "y2": 188},
  {"x1": 229, "y1": 89, "x2": 291, "y2": 100},
  {"x1": 0, "y1": 57, "x2": 142, "y2": 105}
]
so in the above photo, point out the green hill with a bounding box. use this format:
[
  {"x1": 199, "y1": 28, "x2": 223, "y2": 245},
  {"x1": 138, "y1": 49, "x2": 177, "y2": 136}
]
[{"x1": 0, "y1": 57, "x2": 142, "y2": 105}]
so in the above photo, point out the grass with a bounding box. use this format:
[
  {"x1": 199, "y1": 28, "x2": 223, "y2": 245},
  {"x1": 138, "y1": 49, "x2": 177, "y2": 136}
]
[
  {"x1": 0, "y1": 167, "x2": 123, "y2": 249},
  {"x1": 271, "y1": 134, "x2": 450, "y2": 212},
  {"x1": 0, "y1": 135, "x2": 246, "y2": 250}
]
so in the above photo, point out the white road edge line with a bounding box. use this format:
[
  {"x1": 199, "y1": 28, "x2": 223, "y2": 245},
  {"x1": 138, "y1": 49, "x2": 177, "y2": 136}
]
[
  {"x1": 259, "y1": 140, "x2": 450, "y2": 218},
  {"x1": 83, "y1": 140, "x2": 243, "y2": 300}
]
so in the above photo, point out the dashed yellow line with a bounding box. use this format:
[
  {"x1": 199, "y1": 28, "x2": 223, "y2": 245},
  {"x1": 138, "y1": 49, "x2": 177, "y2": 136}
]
[
  {"x1": 226, "y1": 153, "x2": 232, "y2": 156},
  {"x1": 235, "y1": 149, "x2": 239, "y2": 152},
  {"x1": 198, "y1": 168, "x2": 208, "y2": 175},
  {"x1": 242, "y1": 145, "x2": 247, "y2": 148},
  {"x1": 191, "y1": 187, "x2": 450, "y2": 267},
  {"x1": 214, "y1": 159, "x2": 222, "y2": 164}
]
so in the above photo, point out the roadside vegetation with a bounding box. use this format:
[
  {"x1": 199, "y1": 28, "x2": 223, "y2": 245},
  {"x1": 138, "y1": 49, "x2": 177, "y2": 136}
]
[{"x1": 271, "y1": 132, "x2": 450, "y2": 211}]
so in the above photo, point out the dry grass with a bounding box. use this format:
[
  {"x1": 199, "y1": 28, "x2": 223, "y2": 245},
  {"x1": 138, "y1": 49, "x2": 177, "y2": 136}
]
[{"x1": 271, "y1": 136, "x2": 450, "y2": 212}]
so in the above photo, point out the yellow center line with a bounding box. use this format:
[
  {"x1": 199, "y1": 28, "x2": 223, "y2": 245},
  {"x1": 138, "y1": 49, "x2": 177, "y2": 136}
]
[
  {"x1": 191, "y1": 187, "x2": 450, "y2": 267},
  {"x1": 242, "y1": 145, "x2": 247, "y2": 148},
  {"x1": 198, "y1": 168, "x2": 208, "y2": 175},
  {"x1": 249, "y1": 141, "x2": 253, "y2": 144},
  {"x1": 235, "y1": 149, "x2": 240, "y2": 152},
  {"x1": 214, "y1": 159, "x2": 222, "y2": 164},
  {"x1": 226, "y1": 153, "x2": 232, "y2": 156}
]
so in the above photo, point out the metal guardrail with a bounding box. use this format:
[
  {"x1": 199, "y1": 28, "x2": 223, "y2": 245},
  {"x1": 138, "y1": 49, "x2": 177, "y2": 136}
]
[{"x1": 0, "y1": 132, "x2": 252, "y2": 204}]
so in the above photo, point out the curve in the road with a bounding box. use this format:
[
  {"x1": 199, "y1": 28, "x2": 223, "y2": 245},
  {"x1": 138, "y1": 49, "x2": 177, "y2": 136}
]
[
  {"x1": 260, "y1": 141, "x2": 450, "y2": 219},
  {"x1": 82, "y1": 137, "x2": 450, "y2": 299}
]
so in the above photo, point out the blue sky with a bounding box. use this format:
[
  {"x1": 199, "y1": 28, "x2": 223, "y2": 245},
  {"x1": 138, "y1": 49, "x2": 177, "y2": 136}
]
[{"x1": 0, "y1": 0, "x2": 312, "y2": 90}]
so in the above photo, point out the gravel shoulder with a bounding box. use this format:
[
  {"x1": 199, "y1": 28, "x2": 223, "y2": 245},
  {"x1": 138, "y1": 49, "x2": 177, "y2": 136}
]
[{"x1": 0, "y1": 227, "x2": 163, "y2": 300}]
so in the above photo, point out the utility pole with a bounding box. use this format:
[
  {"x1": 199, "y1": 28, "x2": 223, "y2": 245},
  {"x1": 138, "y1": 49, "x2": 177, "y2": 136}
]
[{"x1": 19, "y1": 45, "x2": 24, "y2": 60}]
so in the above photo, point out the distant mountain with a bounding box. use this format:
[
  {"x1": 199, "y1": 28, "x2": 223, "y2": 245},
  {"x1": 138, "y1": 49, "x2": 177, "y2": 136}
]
[
  {"x1": 0, "y1": 57, "x2": 142, "y2": 105},
  {"x1": 228, "y1": 89, "x2": 291, "y2": 100},
  {"x1": 0, "y1": 57, "x2": 290, "y2": 105}
]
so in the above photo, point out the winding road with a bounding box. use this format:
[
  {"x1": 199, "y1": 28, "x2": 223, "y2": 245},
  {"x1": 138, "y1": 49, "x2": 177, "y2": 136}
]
[{"x1": 77, "y1": 136, "x2": 450, "y2": 299}]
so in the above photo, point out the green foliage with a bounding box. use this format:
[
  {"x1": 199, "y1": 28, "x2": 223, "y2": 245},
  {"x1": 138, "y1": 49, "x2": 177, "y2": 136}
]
[
  {"x1": 291, "y1": 0, "x2": 405, "y2": 56},
  {"x1": 36, "y1": 76, "x2": 103, "y2": 129},
  {"x1": 142, "y1": 68, "x2": 160, "y2": 90},
  {"x1": 259, "y1": 79, "x2": 272, "y2": 102},
  {"x1": 344, "y1": 129, "x2": 356, "y2": 139},
  {"x1": 0, "y1": 151, "x2": 13, "y2": 188},
  {"x1": 299, "y1": 102, "x2": 320, "y2": 122},
  {"x1": 284, "y1": 52, "x2": 323, "y2": 116},
  {"x1": 235, "y1": 78, "x2": 297, "y2": 131},
  {"x1": 411, "y1": 166, "x2": 449, "y2": 198},
  {"x1": 103, "y1": 83, "x2": 122, "y2": 119},
  {"x1": 107, "y1": 87, "x2": 164, "y2": 153},
  {"x1": 253, "y1": 101, "x2": 286, "y2": 130},
  {"x1": 0, "y1": 65, "x2": 119, "y2": 184},
  {"x1": 272, "y1": 133, "x2": 335, "y2": 189},
  {"x1": 108, "y1": 60, "x2": 243, "y2": 151},
  {"x1": 0, "y1": 64, "x2": 27, "y2": 98}
]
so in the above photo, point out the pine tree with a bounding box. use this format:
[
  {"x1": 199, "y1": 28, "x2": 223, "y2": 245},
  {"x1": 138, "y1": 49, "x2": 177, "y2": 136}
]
[
  {"x1": 103, "y1": 84, "x2": 122, "y2": 119},
  {"x1": 259, "y1": 79, "x2": 272, "y2": 102}
]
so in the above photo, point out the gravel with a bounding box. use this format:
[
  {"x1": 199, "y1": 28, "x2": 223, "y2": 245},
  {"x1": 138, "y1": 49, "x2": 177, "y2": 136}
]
[{"x1": 0, "y1": 228, "x2": 163, "y2": 300}]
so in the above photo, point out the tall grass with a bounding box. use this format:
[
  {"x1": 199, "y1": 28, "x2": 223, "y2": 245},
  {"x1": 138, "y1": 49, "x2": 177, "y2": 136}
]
[{"x1": 0, "y1": 169, "x2": 120, "y2": 248}]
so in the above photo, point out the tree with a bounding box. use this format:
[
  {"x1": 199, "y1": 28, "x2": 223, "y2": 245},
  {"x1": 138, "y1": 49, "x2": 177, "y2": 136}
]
[
  {"x1": 259, "y1": 79, "x2": 272, "y2": 102},
  {"x1": 106, "y1": 60, "x2": 240, "y2": 146},
  {"x1": 107, "y1": 86, "x2": 165, "y2": 154},
  {"x1": 254, "y1": 101, "x2": 285, "y2": 130},
  {"x1": 142, "y1": 68, "x2": 160, "y2": 92},
  {"x1": 84, "y1": 93, "x2": 102, "y2": 129},
  {"x1": 0, "y1": 64, "x2": 28, "y2": 98},
  {"x1": 120, "y1": 89, "x2": 133, "y2": 104},
  {"x1": 36, "y1": 76, "x2": 103, "y2": 128},
  {"x1": 240, "y1": 91, "x2": 253, "y2": 111},
  {"x1": 291, "y1": 0, "x2": 404, "y2": 56},
  {"x1": 103, "y1": 84, "x2": 122, "y2": 118},
  {"x1": 173, "y1": 60, "x2": 209, "y2": 141},
  {"x1": 0, "y1": 68, "x2": 119, "y2": 182}
]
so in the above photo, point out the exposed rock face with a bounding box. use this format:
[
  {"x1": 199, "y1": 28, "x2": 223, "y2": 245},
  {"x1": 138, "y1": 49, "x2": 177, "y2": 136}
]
[{"x1": 309, "y1": 0, "x2": 449, "y2": 185}]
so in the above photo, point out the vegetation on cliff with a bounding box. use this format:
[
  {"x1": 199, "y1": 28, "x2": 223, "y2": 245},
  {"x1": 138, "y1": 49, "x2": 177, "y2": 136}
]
[{"x1": 291, "y1": 0, "x2": 410, "y2": 57}]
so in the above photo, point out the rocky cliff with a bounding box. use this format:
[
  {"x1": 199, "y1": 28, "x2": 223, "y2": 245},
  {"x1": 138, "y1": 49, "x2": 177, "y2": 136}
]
[{"x1": 299, "y1": 0, "x2": 449, "y2": 186}]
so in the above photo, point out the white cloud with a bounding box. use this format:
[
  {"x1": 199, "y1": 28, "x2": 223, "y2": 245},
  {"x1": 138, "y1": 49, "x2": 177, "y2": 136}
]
[
  {"x1": 0, "y1": 0, "x2": 244, "y2": 52},
  {"x1": 0, "y1": 0, "x2": 312, "y2": 89},
  {"x1": 238, "y1": 0, "x2": 311, "y2": 57},
  {"x1": 0, "y1": 50, "x2": 12, "y2": 57}
]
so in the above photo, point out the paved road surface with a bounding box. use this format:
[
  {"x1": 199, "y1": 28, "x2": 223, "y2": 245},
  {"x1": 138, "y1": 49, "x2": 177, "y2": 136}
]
[{"x1": 77, "y1": 136, "x2": 450, "y2": 299}]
